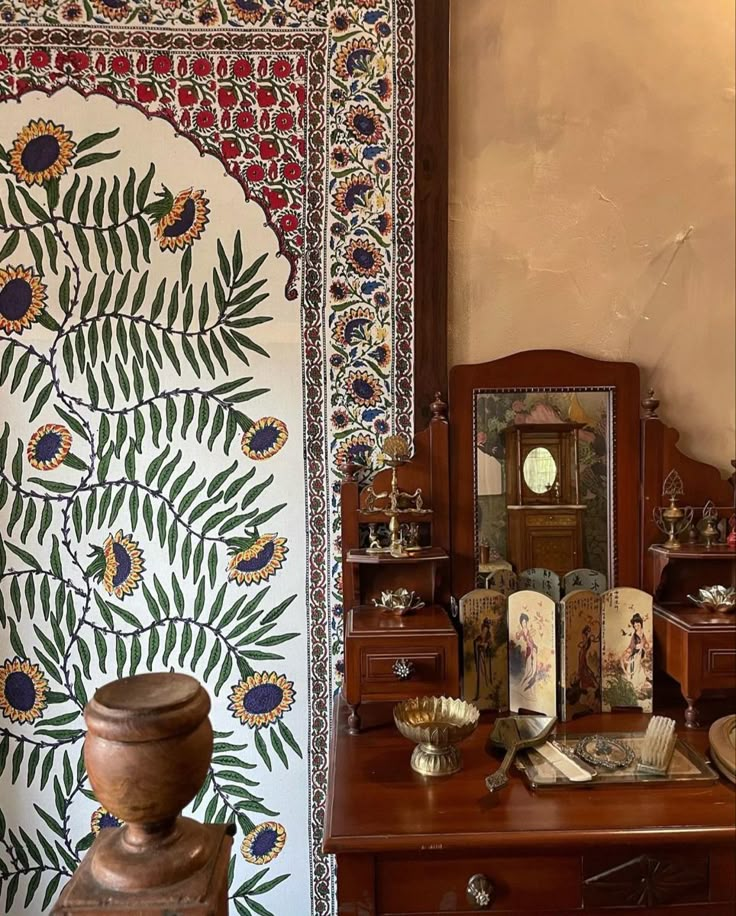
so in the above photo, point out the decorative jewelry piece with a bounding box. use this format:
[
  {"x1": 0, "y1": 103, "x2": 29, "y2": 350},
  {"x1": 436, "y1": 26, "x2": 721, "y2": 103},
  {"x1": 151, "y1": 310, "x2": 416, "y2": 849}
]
[{"x1": 574, "y1": 735, "x2": 635, "y2": 770}]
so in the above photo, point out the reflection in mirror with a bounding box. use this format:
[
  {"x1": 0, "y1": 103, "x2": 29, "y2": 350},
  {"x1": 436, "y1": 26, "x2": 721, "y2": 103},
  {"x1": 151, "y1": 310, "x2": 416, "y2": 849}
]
[
  {"x1": 475, "y1": 389, "x2": 612, "y2": 583},
  {"x1": 523, "y1": 447, "x2": 557, "y2": 494}
]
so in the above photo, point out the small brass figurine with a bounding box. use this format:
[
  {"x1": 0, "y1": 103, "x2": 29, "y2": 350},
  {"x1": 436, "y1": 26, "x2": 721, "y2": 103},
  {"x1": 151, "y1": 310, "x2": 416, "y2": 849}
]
[
  {"x1": 366, "y1": 523, "x2": 383, "y2": 554},
  {"x1": 653, "y1": 470, "x2": 693, "y2": 550},
  {"x1": 701, "y1": 500, "x2": 720, "y2": 548}
]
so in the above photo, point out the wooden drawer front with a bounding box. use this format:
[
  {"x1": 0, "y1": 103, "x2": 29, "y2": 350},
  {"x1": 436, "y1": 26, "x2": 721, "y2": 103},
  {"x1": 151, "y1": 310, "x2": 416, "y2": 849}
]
[
  {"x1": 526, "y1": 512, "x2": 577, "y2": 528},
  {"x1": 583, "y1": 850, "x2": 709, "y2": 908},
  {"x1": 377, "y1": 854, "x2": 580, "y2": 913},
  {"x1": 360, "y1": 646, "x2": 448, "y2": 699},
  {"x1": 704, "y1": 646, "x2": 736, "y2": 677}
]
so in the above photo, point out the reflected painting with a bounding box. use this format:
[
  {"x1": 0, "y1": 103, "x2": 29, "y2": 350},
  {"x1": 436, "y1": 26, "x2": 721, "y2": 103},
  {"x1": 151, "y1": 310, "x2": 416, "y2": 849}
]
[{"x1": 474, "y1": 389, "x2": 612, "y2": 581}]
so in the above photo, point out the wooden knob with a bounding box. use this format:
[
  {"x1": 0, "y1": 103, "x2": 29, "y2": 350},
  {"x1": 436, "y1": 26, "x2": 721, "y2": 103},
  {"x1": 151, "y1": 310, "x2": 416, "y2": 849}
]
[{"x1": 467, "y1": 873, "x2": 495, "y2": 908}]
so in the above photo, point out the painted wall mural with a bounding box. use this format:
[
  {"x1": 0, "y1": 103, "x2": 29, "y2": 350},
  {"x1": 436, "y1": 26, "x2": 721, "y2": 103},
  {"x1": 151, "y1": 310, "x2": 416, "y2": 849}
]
[{"x1": 0, "y1": 4, "x2": 416, "y2": 915}]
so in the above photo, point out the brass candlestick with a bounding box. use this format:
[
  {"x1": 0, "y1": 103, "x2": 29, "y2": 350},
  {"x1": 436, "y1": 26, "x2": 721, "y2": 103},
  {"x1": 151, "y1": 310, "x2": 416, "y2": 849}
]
[
  {"x1": 363, "y1": 435, "x2": 430, "y2": 558},
  {"x1": 653, "y1": 470, "x2": 693, "y2": 550}
]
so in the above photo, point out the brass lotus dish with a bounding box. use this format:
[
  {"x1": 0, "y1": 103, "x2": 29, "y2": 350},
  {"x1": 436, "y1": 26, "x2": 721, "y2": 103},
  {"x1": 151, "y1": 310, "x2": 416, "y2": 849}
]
[
  {"x1": 372, "y1": 588, "x2": 425, "y2": 615},
  {"x1": 394, "y1": 696, "x2": 480, "y2": 776},
  {"x1": 687, "y1": 586, "x2": 736, "y2": 614}
]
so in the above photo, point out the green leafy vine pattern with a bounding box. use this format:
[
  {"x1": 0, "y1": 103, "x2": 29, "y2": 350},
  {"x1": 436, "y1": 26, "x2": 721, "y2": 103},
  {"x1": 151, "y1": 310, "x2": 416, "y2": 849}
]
[{"x1": 0, "y1": 117, "x2": 301, "y2": 915}]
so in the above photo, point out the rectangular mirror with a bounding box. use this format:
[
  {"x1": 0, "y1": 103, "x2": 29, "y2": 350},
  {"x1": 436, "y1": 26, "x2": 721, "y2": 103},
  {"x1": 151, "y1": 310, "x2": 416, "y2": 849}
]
[
  {"x1": 475, "y1": 387, "x2": 612, "y2": 580},
  {"x1": 450, "y1": 351, "x2": 641, "y2": 598}
]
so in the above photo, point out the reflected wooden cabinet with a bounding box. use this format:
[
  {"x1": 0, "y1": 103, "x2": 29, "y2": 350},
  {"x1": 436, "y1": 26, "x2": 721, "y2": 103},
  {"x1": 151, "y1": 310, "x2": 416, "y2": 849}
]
[{"x1": 504, "y1": 422, "x2": 585, "y2": 575}]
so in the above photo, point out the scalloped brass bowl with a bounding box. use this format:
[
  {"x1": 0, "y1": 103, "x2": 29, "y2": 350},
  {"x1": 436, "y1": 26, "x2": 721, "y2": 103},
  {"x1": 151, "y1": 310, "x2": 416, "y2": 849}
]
[
  {"x1": 394, "y1": 696, "x2": 480, "y2": 776},
  {"x1": 688, "y1": 586, "x2": 736, "y2": 614}
]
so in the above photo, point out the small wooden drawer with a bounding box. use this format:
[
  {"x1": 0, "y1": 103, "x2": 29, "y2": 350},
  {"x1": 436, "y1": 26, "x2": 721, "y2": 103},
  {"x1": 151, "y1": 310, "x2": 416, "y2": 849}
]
[
  {"x1": 377, "y1": 854, "x2": 580, "y2": 913},
  {"x1": 525, "y1": 512, "x2": 578, "y2": 528},
  {"x1": 360, "y1": 646, "x2": 449, "y2": 699}
]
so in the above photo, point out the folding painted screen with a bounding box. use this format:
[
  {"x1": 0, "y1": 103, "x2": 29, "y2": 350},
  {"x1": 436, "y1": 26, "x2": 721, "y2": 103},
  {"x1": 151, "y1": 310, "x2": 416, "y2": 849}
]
[{"x1": 0, "y1": 3, "x2": 416, "y2": 913}]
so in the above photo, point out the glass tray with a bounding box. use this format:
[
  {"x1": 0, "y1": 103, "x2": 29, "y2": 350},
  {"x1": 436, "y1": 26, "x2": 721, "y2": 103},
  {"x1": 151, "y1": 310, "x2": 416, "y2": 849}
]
[{"x1": 515, "y1": 732, "x2": 718, "y2": 788}]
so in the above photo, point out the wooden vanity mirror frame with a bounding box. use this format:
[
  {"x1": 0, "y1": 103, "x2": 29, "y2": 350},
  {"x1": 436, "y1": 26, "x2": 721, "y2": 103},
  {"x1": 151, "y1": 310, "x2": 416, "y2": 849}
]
[{"x1": 449, "y1": 350, "x2": 641, "y2": 598}]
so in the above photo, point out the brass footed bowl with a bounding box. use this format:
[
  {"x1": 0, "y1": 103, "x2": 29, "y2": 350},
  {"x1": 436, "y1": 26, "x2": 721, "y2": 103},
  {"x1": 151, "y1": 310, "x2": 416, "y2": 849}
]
[
  {"x1": 394, "y1": 696, "x2": 480, "y2": 776},
  {"x1": 688, "y1": 586, "x2": 736, "y2": 614}
]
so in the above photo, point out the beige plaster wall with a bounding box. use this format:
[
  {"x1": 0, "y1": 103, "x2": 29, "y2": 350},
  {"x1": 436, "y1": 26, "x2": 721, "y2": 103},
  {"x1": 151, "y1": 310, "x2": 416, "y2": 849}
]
[{"x1": 448, "y1": 0, "x2": 735, "y2": 473}]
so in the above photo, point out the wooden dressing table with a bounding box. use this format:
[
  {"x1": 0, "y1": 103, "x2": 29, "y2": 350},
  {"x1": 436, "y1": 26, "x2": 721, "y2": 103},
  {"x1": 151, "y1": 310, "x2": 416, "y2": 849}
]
[
  {"x1": 324, "y1": 700, "x2": 735, "y2": 915},
  {"x1": 329, "y1": 354, "x2": 736, "y2": 913}
]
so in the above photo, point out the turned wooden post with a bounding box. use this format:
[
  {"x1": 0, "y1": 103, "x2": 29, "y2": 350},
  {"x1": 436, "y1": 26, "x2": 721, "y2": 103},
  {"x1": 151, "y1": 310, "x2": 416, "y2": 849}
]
[{"x1": 53, "y1": 672, "x2": 234, "y2": 915}]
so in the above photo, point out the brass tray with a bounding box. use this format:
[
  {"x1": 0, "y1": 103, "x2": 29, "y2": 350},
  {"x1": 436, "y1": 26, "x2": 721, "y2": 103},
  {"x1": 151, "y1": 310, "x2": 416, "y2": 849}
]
[{"x1": 516, "y1": 731, "x2": 718, "y2": 788}]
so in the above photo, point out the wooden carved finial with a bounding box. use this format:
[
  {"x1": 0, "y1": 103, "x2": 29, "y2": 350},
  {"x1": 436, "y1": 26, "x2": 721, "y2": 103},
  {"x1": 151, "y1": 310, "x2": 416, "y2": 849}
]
[
  {"x1": 642, "y1": 388, "x2": 659, "y2": 418},
  {"x1": 430, "y1": 391, "x2": 447, "y2": 420},
  {"x1": 340, "y1": 460, "x2": 359, "y2": 482},
  {"x1": 54, "y1": 673, "x2": 234, "y2": 913}
]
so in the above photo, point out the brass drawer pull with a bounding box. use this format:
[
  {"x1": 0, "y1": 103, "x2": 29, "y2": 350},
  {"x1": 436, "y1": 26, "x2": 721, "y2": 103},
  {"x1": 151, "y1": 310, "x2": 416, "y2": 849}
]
[
  {"x1": 392, "y1": 658, "x2": 414, "y2": 680},
  {"x1": 467, "y1": 873, "x2": 495, "y2": 908}
]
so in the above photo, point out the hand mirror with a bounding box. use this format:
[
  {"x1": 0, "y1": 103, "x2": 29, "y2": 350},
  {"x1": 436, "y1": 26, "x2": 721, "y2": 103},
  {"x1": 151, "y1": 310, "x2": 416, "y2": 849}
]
[{"x1": 484, "y1": 715, "x2": 556, "y2": 793}]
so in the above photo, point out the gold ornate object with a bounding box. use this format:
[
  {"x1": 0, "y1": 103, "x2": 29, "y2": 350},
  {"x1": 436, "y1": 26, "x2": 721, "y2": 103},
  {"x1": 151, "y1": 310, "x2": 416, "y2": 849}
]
[
  {"x1": 372, "y1": 588, "x2": 425, "y2": 615},
  {"x1": 363, "y1": 434, "x2": 430, "y2": 557},
  {"x1": 393, "y1": 696, "x2": 480, "y2": 776},
  {"x1": 653, "y1": 470, "x2": 693, "y2": 550},
  {"x1": 687, "y1": 586, "x2": 736, "y2": 614},
  {"x1": 701, "y1": 500, "x2": 720, "y2": 548}
]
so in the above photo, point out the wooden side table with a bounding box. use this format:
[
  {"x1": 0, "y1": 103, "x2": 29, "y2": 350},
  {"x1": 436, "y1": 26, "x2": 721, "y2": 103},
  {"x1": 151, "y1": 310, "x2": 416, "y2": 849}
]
[
  {"x1": 654, "y1": 603, "x2": 736, "y2": 727},
  {"x1": 343, "y1": 605, "x2": 459, "y2": 734}
]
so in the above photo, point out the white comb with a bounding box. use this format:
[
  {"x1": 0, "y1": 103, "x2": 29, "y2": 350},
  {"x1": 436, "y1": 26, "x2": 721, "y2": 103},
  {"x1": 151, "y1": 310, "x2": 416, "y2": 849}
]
[{"x1": 637, "y1": 716, "x2": 677, "y2": 775}]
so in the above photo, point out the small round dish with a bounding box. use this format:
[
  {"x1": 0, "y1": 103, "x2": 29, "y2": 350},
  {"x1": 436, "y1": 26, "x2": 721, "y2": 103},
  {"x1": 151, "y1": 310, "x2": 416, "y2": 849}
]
[{"x1": 574, "y1": 735, "x2": 635, "y2": 770}]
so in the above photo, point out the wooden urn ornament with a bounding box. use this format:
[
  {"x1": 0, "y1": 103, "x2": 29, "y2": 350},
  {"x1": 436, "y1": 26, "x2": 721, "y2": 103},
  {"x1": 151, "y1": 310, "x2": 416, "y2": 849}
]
[{"x1": 53, "y1": 672, "x2": 234, "y2": 915}]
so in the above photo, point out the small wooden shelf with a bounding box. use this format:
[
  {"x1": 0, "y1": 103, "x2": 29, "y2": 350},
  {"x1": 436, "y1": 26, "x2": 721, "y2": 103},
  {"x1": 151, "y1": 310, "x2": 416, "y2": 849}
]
[
  {"x1": 649, "y1": 543, "x2": 736, "y2": 560},
  {"x1": 346, "y1": 547, "x2": 449, "y2": 565},
  {"x1": 654, "y1": 602, "x2": 736, "y2": 633}
]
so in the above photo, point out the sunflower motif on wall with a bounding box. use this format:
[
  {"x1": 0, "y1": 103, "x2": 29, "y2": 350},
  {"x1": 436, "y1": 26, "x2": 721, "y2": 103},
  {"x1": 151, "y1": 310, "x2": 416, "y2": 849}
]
[
  {"x1": 334, "y1": 38, "x2": 377, "y2": 81},
  {"x1": 228, "y1": 671, "x2": 295, "y2": 728},
  {"x1": 9, "y1": 119, "x2": 76, "y2": 186},
  {"x1": 0, "y1": 658, "x2": 48, "y2": 724},
  {"x1": 346, "y1": 370, "x2": 381, "y2": 407},
  {"x1": 227, "y1": 534, "x2": 287, "y2": 586},
  {"x1": 27, "y1": 424, "x2": 72, "y2": 471},
  {"x1": 0, "y1": 265, "x2": 47, "y2": 335},
  {"x1": 240, "y1": 821, "x2": 286, "y2": 864},
  {"x1": 87, "y1": 531, "x2": 145, "y2": 600},
  {"x1": 346, "y1": 105, "x2": 384, "y2": 145},
  {"x1": 226, "y1": 0, "x2": 264, "y2": 23},
  {"x1": 334, "y1": 433, "x2": 373, "y2": 468},
  {"x1": 90, "y1": 806, "x2": 124, "y2": 833},
  {"x1": 147, "y1": 187, "x2": 209, "y2": 252},
  {"x1": 91, "y1": 0, "x2": 130, "y2": 18},
  {"x1": 346, "y1": 239, "x2": 384, "y2": 277},
  {"x1": 334, "y1": 307, "x2": 374, "y2": 346},
  {"x1": 333, "y1": 173, "x2": 374, "y2": 216},
  {"x1": 241, "y1": 417, "x2": 288, "y2": 460}
]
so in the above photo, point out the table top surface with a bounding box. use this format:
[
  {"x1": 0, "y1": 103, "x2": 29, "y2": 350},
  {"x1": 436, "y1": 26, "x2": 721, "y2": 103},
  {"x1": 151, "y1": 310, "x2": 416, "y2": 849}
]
[
  {"x1": 655, "y1": 602, "x2": 736, "y2": 632},
  {"x1": 324, "y1": 701, "x2": 736, "y2": 854}
]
